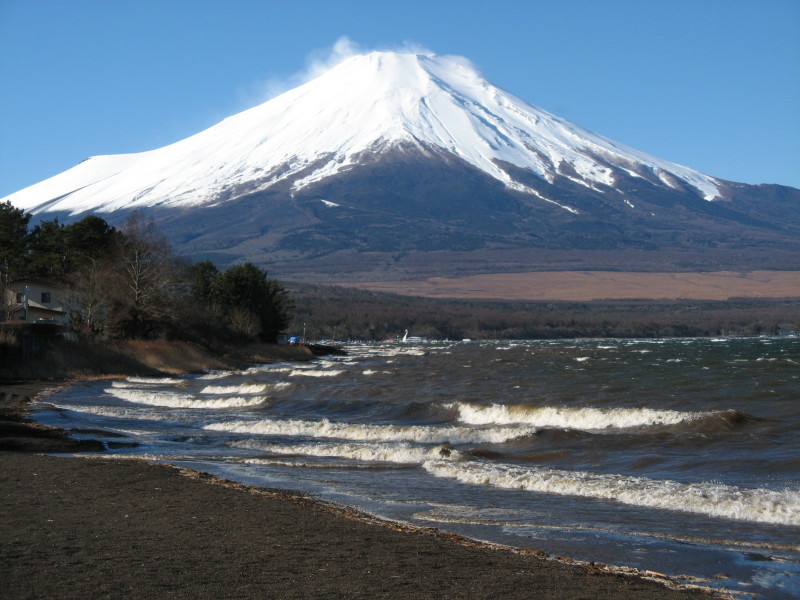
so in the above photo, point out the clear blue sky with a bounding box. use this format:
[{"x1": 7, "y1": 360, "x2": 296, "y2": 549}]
[{"x1": 1, "y1": 0, "x2": 798, "y2": 198}]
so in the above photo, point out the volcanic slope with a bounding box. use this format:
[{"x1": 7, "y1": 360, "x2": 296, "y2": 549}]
[{"x1": 5, "y1": 51, "x2": 799, "y2": 280}]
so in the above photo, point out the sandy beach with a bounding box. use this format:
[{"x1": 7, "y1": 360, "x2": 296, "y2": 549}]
[{"x1": 0, "y1": 380, "x2": 718, "y2": 599}]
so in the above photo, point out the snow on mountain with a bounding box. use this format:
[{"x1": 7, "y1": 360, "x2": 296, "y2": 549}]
[{"x1": 4, "y1": 51, "x2": 722, "y2": 216}]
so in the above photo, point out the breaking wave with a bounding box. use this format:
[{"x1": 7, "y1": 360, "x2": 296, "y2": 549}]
[
  {"x1": 196, "y1": 371, "x2": 232, "y2": 380},
  {"x1": 204, "y1": 417, "x2": 536, "y2": 444},
  {"x1": 447, "y1": 402, "x2": 706, "y2": 431},
  {"x1": 121, "y1": 376, "x2": 184, "y2": 385},
  {"x1": 105, "y1": 388, "x2": 267, "y2": 409},
  {"x1": 289, "y1": 369, "x2": 344, "y2": 377},
  {"x1": 199, "y1": 383, "x2": 272, "y2": 395},
  {"x1": 235, "y1": 440, "x2": 461, "y2": 464},
  {"x1": 422, "y1": 460, "x2": 800, "y2": 526},
  {"x1": 111, "y1": 378, "x2": 185, "y2": 389},
  {"x1": 47, "y1": 403, "x2": 183, "y2": 422}
]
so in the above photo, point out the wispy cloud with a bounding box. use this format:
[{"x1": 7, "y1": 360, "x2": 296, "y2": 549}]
[{"x1": 241, "y1": 37, "x2": 437, "y2": 107}]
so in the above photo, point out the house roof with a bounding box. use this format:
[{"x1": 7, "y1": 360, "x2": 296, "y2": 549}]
[{"x1": 8, "y1": 301, "x2": 65, "y2": 315}]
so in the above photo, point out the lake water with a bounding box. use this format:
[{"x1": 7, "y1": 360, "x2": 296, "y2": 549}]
[{"x1": 33, "y1": 337, "x2": 800, "y2": 599}]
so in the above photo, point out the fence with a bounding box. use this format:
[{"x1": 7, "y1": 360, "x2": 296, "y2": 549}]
[{"x1": 0, "y1": 321, "x2": 65, "y2": 360}]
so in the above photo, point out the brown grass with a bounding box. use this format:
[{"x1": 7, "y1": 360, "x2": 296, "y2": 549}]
[
  {"x1": 344, "y1": 270, "x2": 800, "y2": 301},
  {"x1": 0, "y1": 339, "x2": 315, "y2": 382}
]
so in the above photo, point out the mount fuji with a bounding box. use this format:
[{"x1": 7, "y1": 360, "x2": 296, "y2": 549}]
[{"x1": 5, "y1": 51, "x2": 799, "y2": 281}]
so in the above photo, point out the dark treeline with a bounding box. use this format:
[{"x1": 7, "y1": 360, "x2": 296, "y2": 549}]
[
  {"x1": 288, "y1": 283, "x2": 800, "y2": 341},
  {"x1": 0, "y1": 201, "x2": 292, "y2": 345}
]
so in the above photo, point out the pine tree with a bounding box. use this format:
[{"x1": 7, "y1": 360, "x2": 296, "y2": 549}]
[
  {"x1": 0, "y1": 200, "x2": 30, "y2": 280},
  {"x1": 210, "y1": 262, "x2": 293, "y2": 342}
]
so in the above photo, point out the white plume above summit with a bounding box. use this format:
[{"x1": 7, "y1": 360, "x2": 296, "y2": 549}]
[{"x1": 5, "y1": 49, "x2": 722, "y2": 216}]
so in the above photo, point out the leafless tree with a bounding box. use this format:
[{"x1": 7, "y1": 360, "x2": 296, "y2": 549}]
[
  {"x1": 68, "y1": 258, "x2": 113, "y2": 340},
  {"x1": 113, "y1": 212, "x2": 180, "y2": 338},
  {"x1": 227, "y1": 306, "x2": 261, "y2": 339}
]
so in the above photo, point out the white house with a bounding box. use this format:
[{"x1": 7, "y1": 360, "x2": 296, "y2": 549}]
[{"x1": 3, "y1": 279, "x2": 70, "y2": 324}]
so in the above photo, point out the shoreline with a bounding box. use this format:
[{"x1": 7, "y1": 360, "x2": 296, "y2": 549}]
[{"x1": 1, "y1": 376, "x2": 723, "y2": 599}]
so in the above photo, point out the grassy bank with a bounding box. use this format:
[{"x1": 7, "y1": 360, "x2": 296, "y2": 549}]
[
  {"x1": 0, "y1": 337, "x2": 316, "y2": 382},
  {"x1": 0, "y1": 338, "x2": 316, "y2": 452}
]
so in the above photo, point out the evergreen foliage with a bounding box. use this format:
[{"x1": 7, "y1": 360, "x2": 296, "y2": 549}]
[
  {"x1": 0, "y1": 200, "x2": 30, "y2": 281},
  {"x1": 210, "y1": 262, "x2": 293, "y2": 343},
  {"x1": 0, "y1": 206, "x2": 294, "y2": 345},
  {"x1": 186, "y1": 260, "x2": 218, "y2": 307}
]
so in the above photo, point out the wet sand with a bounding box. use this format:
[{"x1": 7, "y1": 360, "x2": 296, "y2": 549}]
[{"x1": 0, "y1": 381, "x2": 718, "y2": 599}]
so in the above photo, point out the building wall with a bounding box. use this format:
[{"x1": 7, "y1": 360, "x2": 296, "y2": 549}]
[{"x1": 3, "y1": 280, "x2": 69, "y2": 324}]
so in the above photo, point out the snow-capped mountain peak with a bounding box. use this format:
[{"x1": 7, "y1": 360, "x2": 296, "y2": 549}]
[{"x1": 5, "y1": 50, "x2": 722, "y2": 217}]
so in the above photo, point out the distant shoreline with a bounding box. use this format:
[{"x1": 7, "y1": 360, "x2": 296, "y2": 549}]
[{"x1": 342, "y1": 270, "x2": 800, "y2": 302}]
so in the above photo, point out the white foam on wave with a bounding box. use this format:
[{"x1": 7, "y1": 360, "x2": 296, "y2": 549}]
[
  {"x1": 105, "y1": 388, "x2": 267, "y2": 408},
  {"x1": 289, "y1": 369, "x2": 344, "y2": 377},
  {"x1": 111, "y1": 377, "x2": 185, "y2": 389},
  {"x1": 204, "y1": 417, "x2": 536, "y2": 444},
  {"x1": 48, "y1": 403, "x2": 182, "y2": 422},
  {"x1": 243, "y1": 364, "x2": 294, "y2": 374},
  {"x1": 423, "y1": 460, "x2": 800, "y2": 526},
  {"x1": 366, "y1": 346, "x2": 429, "y2": 357},
  {"x1": 235, "y1": 440, "x2": 461, "y2": 464},
  {"x1": 447, "y1": 402, "x2": 699, "y2": 431},
  {"x1": 123, "y1": 376, "x2": 184, "y2": 385},
  {"x1": 197, "y1": 371, "x2": 234, "y2": 380},
  {"x1": 200, "y1": 383, "x2": 270, "y2": 395},
  {"x1": 111, "y1": 381, "x2": 149, "y2": 389},
  {"x1": 362, "y1": 369, "x2": 393, "y2": 376}
]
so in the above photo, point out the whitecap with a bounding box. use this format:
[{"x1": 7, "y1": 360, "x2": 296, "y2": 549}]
[
  {"x1": 200, "y1": 383, "x2": 270, "y2": 395},
  {"x1": 105, "y1": 388, "x2": 267, "y2": 409},
  {"x1": 234, "y1": 440, "x2": 461, "y2": 464},
  {"x1": 289, "y1": 369, "x2": 343, "y2": 377},
  {"x1": 204, "y1": 417, "x2": 535, "y2": 444},
  {"x1": 197, "y1": 371, "x2": 234, "y2": 380},
  {"x1": 124, "y1": 376, "x2": 184, "y2": 385},
  {"x1": 422, "y1": 460, "x2": 800, "y2": 526},
  {"x1": 447, "y1": 402, "x2": 700, "y2": 431}
]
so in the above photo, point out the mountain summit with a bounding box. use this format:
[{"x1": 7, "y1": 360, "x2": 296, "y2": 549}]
[
  {"x1": 8, "y1": 51, "x2": 721, "y2": 213},
  {"x1": 5, "y1": 51, "x2": 799, "y2": 279}
]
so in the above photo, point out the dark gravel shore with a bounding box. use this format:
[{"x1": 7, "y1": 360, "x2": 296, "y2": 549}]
[{"x1": 0, "y1": 381, "x2": 718, "y2": 599}]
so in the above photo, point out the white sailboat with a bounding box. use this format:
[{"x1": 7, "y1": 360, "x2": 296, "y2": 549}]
[{"x1": 402, "y1": 330, "x2": 425, "y2": 343}]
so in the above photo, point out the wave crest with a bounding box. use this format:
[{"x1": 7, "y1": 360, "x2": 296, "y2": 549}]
[
  {"x1": 200, "y1": 383, "x2": 270, "y2": 395},
  {"x1": 447, "y1": 402, "x2": 703, "y2": 431},
  {"x1": 204, "y1": 417, "x2": 535, "y2": 444},
  {"x1": 105, "y1": 388, "x2": 267, "y2": 409},
  {"x1": 236, "y1": 440, "x2": 462, "y2": 464},
  {"x1": 423, "y1": 460, "x2": 800, "y2": 526}
]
